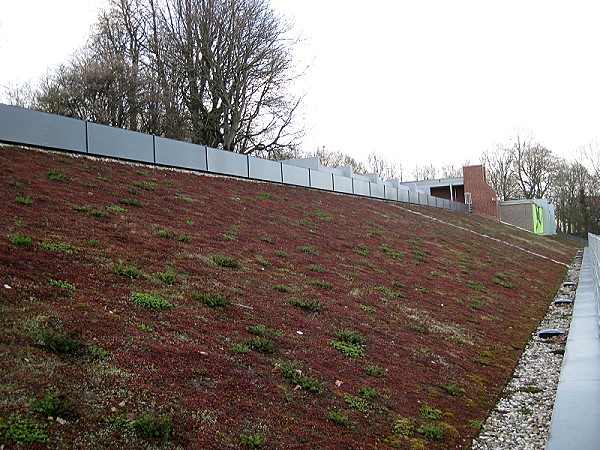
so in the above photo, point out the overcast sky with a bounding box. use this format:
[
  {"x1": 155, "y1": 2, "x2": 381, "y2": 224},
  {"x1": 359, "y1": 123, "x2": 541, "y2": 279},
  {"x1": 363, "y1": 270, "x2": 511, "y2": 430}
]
[{"x1": 1, "y1": 0, "x2": 599, "y2": 174}]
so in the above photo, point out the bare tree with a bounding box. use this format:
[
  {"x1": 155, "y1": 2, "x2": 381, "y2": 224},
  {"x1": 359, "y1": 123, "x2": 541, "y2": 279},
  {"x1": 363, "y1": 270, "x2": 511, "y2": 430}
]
[
  {"x1": 411, "y1": 164, "x2": 437, "y2": 181},
  {"x1": 4, "y1": 81, "x2": 36, "y2": 107},
  {"x1": 151, "y1": 0, "x2": 303, "y2": 154},
  {"x1": 513, "y1": 134, "x2": 557, "y2": 199},
  {"x1": 580, "y1": 141, "x2": 600, "y2": 194},
  {"x1": 306, "y1": 146, "x2": 366, "y2": 174},
  {"x1": 366, "y1": 152, "x2": 403, "y2": 180},
  {"x1": 480, "y1": 144, "x2": 519, "y2": 201},
  {"x1": 440, "y1": 164, "x2": 463, "y2": 179},
  {"x1": 24, "y1": 0, "x2": 303, "y2": 158},
  {"x1": 551, "y1": 159, "x2": 593, "y2": 237}
]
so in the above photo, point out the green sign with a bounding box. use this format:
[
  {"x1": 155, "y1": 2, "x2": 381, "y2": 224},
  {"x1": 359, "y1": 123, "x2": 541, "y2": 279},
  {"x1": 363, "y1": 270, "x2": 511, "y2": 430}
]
[{"x1": 532, "y1": 204, "x2": 544, "y2": 234}]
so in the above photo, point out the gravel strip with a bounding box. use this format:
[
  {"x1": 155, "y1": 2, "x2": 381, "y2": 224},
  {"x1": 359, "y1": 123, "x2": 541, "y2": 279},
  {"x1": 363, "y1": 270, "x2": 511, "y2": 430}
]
[{"x1": 471, "y1": 253, "x2": 581, "y2": 450}]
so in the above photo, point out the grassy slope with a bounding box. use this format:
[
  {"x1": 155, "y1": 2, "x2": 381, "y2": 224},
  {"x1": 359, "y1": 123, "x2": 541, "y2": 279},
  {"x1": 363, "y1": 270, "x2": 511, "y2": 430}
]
[{"x1": 0, "y1": 145, "x2": 577, "y2": 449}]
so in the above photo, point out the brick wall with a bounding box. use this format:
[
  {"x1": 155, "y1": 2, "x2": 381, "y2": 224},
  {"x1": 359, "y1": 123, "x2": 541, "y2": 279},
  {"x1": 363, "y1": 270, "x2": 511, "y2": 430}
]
[{"x1": 463, "y1": 165, "x2": 500, "y2": 220}]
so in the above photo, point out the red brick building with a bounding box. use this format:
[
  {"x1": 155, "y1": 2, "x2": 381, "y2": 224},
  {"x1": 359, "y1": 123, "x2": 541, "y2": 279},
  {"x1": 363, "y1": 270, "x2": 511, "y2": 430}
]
[{"x1": 409, "y1": 165, "x2": 500, "y2": 220}]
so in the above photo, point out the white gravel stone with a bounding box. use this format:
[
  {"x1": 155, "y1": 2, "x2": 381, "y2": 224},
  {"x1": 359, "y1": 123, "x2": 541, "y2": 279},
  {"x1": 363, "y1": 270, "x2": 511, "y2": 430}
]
[{"x1": 471, "y1": 255, "x2": 581, "y2": 450}]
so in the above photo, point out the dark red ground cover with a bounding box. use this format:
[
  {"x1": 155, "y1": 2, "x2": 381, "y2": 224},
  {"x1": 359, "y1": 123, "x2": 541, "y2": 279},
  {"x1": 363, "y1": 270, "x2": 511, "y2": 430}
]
[{"x1": 0, "y1": 145, "x2": 577, "y2": 449}]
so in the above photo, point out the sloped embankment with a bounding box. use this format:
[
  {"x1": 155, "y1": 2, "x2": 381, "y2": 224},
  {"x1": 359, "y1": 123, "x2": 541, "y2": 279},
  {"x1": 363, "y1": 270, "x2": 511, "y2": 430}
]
[{"x1": 0, "y1": 145, "x2": 576, "y2": 448}]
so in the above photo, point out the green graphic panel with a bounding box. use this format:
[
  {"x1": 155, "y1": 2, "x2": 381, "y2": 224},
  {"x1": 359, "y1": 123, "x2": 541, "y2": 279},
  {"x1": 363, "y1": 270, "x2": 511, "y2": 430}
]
[{"x1": 532, "y1": 204, "x2": 544, "y2": 234}]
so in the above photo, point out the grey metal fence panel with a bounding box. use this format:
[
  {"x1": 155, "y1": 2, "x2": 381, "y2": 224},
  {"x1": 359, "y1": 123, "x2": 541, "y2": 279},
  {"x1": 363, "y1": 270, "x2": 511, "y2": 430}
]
[
  {"x1": 399, "y1": 189, "x2": 410, "y2": 203},
  {"x1": 87, "y1": 122, "x2": 154, "y2": 162},
  {"x1": 333, "y1": 174, "x2": 353, "y2": 194},
  {"x1": 206, "y1": 147, "x2": 249, "y2": 178},
  {"x1": 249, "y1": 156, "x2": 283, "y2": 183},
  {"x1": 282, "y1": 163, "x2": 310, "y2": 186},
  {"x1": 353, "y1": 179, "x2": 370, "y2": 196},
  {"x1": 385, "y1": 186, "x2": 398, "y2": 201},
  {"x1": 154, "y1": 136, "x2": 207, "y2": 171},
  {"x1": 310, "y1": 169, "x2": 334, "y2": 190},
  {"x1": 370, "y1": 183, "x2": 385, "y2": 199},
  {"x1": 0, "y1": 104, "x2": 87, "y2": 153},
  {"x1": 0, "y1": 105, "x2": 479, "y2": 215},
  {"x1": 407, "y1": 191, "x2": 418, "y2": 204}
]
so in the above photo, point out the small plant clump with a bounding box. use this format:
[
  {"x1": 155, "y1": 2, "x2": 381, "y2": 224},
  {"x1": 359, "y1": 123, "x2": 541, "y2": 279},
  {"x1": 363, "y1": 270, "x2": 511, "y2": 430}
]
[
  {"x1": 155, "y1": 271, "x2": 176, "y2": 285},
  {"x1": 15, "y1": 196, "x2": 33, "y2": 205},
  {"x1": 442, "y1": 383, "x2": 466, "y2": 397},
  {"x1": 114, "y1": 264, "x2": 142, "y2": 278},
  {"x1": 88, "y1": 345, "x2": 110, "y2": 360},
  {"x1": 358, "y1": 386, "x2": 380, "y2": 399},
  {"x1": 469, "y1": 419, "x2": 485, "y2": 429},
  {"x1": 343, "y1": 393, "x2": 377, "y2": 414},
  {"x1": 326, "y1": 410, "x2": 352, "y2": 428},
  {"x1": 379, "y1": 243, "x2": 404, "y2": 261},
  {"x1": 131, "y1": 292, "x2": 173, "y2": 310},
  {"x1": 365, "y1": 365, "x2": 387, "y2": 378},
  {"x1": 30, "y1": 392, "x2": 74, "y2": 419},
  {"x1": 1, "y1": 417, "x2": 49, "y2": 444},
  {"x1": 355, "y1": 243, "x2": 370, "y2": 256},
  {"x1": 274, "y1": 360, "x2": 325, "y2": 394},
  {"x1": 39, "y1": 241, "x2": 81, "y2": 253},
  {"x1": 393, "y1": 418, "x2": 415, "y2": 436},
  {"x1": 120, "y1": 198, "x2": 142, "y2": 207},
  {"x1": 493, "y1": 272, "x2": 516, "y2": 288},
  {"x1": 10, "y1": 234, "x2": 32, "y2": 246},
  {"x1": 47, "y1": 168, "x2": 68, "y2": 182},
  {"x1": 289, "y1": 298, "x2": 323, "y2": 312},
  {"x1": 132, "y1": 412, "x2": 172, "y2": 443},
  {"x1": 175, "y1": 193, "x2": 194, "y2": 203},
  {"x1": 240, "y1": 432, "x2": 266, "y2": 448},
  {"x1": 332, "y1": 330, "x2": 365, "y2": 358},
  {"x1": 89, "y1": 209, "x2": 109, "y2": 218},
  {"x1": 192, "y1": 292, "x2": 229, "y2": 308},
  {"x1": 231, "y1": 343, "x2": 251, "y2": 354},
  {"x1": 43, "y1": 331, "x2": 82, "y2": 355},
  {"x1": 298, "y1": 245, "x2": 318, "y2": 255},
  {"x1": 246, "y1": 337, "x2": 275, "y2": 353},
  {"x1": 417, "y1": 423, "x2": 445, "y2": 440},
  {"x1": 107, "y1": 205, "x2": 127, "y2": 213},
  {"x1": 49, "y1": 278, "x2": 77, "y2": 291},
  {"x1": 256, "y1": 256, "x2": 272, "y2": 267},
  {"x1": 311, "y1": 280, "x2": 332, "y2": 290},
  {"x1": 419, "y1": 405, "x2": 443, "y2": 420},
  {"x1": 155, "y1": 229, "x2": 173, "y2": 239},
  {"x1": 132, "y1": 181, "x2": 156, "y2": 191},
  {"x1": 273, "y1": 284, "x2": 291, "y2": 293},
  {"x1": 246, "y1": 324, "x2": 281, "y2": 337},
  {"x1": 213, "y1": 254, "x2": 239, "y2": 268},
  {"x1": 308, "y1": 264, "x2": 325, "y2": 272}
]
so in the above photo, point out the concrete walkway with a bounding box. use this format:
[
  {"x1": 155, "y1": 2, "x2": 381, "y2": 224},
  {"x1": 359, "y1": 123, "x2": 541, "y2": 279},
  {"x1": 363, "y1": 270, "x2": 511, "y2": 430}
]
[{"x1": 546, "y1": 248, "x2": 600, "y2": 450}]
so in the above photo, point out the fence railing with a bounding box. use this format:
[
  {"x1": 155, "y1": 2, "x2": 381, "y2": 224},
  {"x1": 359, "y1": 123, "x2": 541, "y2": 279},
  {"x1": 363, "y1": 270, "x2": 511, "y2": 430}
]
[
  {"x1": 588, "y1": 233, "x2": 600, "y2": 331},
  {"x1": 0, "y1": 103, "x2": 469, "y2": 212}
]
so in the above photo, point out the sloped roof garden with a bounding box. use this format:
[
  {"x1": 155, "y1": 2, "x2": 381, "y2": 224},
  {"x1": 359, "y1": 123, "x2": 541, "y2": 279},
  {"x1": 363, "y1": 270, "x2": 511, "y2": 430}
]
[{"x1": 0, "y1": 145, "x2": 576, "y2": 448}]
